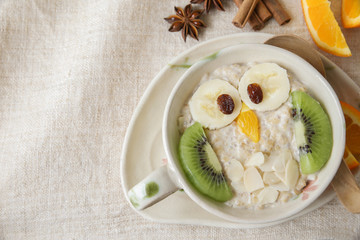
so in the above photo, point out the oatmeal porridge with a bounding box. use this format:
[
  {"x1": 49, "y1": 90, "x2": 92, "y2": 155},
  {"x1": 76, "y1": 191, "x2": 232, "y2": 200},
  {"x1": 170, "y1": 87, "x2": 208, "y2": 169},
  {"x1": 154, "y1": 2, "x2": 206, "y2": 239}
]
[{"x1": 177, "y1": 62, "x2": 333, "y2": 209}]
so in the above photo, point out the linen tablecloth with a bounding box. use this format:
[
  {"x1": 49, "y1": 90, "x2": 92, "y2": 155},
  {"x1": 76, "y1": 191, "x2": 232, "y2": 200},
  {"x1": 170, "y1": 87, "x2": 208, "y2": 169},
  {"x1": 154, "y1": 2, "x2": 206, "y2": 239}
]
[{"x1": 0, "y1": 0, "x2": 359, "y2": 239}]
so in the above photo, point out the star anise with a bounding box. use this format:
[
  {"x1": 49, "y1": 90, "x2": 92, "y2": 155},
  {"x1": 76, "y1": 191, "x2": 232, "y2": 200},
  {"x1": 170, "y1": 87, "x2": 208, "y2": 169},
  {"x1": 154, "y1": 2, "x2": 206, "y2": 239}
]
[
  {"x1": 190, "y1": 0, "x2": 225, "y2": 13},
  {"x1": 164, "y1": 4, "x2": 206, "y2": 42}
]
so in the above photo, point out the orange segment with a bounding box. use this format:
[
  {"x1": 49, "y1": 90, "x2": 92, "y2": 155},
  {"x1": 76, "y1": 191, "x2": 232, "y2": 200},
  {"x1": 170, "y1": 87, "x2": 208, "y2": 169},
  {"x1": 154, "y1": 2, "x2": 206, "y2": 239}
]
[
  {"x1": 342, "y1": 0, "x2": 360, "y2": 28},
  {"x1": 301, "y1": 0, "x2": 351, "y2": 57},
  {"x1": 341, "y1": 101, "x2": 360, "y2": 157},
  {"x1": 343, "y1": 146, "x2": 359, "y2": 170},
  {"x1": 236, "y1": 103, "x2": 260, "y2": 143}
]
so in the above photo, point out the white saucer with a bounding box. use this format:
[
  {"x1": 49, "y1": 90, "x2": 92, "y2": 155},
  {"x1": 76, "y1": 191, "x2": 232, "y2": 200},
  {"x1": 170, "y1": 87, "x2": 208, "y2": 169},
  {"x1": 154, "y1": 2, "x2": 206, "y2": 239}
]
[{"x1": 120, "y1": 33, "x2": 360, "y2": 228}]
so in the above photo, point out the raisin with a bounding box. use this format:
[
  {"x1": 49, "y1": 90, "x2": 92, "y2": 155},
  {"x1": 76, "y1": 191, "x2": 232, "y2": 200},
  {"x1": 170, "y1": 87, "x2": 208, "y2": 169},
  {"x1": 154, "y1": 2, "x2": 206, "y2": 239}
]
[
  {"x1": 217, "y1": 94, "x2": 235, "y2": 115},
  {"x1": 247, "y1": 83, "x2": 263, "y2": 104}
]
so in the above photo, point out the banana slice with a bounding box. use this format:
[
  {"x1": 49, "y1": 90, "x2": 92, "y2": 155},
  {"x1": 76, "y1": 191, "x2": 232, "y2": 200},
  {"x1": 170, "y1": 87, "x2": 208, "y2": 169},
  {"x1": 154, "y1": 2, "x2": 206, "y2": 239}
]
[
  {"x1": 189, "y1": 79, "x2": 242, "y2": 129},
  {"x1": 239, "y1": 63, "x2": 290, "y2": 111}
]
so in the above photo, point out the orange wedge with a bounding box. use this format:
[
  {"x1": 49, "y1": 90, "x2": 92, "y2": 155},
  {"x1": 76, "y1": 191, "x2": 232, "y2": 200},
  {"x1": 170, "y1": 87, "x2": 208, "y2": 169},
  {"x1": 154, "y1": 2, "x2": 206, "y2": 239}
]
[
  {"x1": 236, "y1": 103, "x2": 259, "y2": 143},
  {"x1": 301, "y1": 0, "x2": 351, "y2": 57},
  {"x1": 341, "y1": 101, "x2": 360, "y2": 158},
  {"x1": 343, "y1": 146, "x2": 359, "y2": 170},
  {"x1": 342, "y1": 0, "x2": 360, "y2": 28}
]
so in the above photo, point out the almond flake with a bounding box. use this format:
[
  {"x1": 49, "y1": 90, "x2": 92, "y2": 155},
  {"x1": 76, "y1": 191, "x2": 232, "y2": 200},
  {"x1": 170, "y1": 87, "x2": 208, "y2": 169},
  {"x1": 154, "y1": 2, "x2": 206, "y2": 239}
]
[
  {"x1": 226, "y1": 159, "x2": 244, "y2": 182},
  {"x1": 258, "y1": 187, "x2": 279, "y2": 205},
  {"x1": 243, "y1": 167, "x2": 264, "y2": 192},
  {"x1": 245, "y1": 152, "x2": 265, "y2": 167},
  {"x1": 285, "y1": 159, "x2": 299, "y2": 189}
]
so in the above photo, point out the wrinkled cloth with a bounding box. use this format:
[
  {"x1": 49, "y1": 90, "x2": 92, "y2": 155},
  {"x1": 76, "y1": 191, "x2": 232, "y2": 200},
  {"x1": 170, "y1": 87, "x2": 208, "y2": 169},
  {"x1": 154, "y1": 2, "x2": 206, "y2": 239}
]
[{"x1": 0, "y1": 0, "x2": 359, "y2": 239}]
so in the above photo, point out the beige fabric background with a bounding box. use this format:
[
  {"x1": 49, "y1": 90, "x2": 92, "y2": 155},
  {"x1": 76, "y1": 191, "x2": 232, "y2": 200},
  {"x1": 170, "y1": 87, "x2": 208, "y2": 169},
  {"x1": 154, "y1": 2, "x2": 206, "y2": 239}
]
[{"x1": 0, "y1": 0, "x2": 359, "y2": 239}]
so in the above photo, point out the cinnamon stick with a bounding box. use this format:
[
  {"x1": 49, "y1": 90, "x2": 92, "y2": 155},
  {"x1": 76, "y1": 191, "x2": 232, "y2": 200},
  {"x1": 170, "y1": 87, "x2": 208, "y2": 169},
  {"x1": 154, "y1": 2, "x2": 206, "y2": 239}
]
[
  {"x1": 255, "y1": 1, "x2": 272, "y2": 23},
  {"x1": 262, "y1": 0, "x2": 291, "y2": 25},
  {"x1": 233, "y1": 0, "x2": 264, "y2": 30},
  {"x1": 232, "y1": 0, "x2": 260, "y2": 28}
]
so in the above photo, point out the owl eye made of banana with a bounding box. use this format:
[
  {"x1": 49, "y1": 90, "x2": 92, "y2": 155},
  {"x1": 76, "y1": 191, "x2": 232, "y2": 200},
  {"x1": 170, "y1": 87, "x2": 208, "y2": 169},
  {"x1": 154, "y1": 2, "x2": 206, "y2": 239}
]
[{"x1": 189, "y1": 63, "x2": 290, "y2": 130}]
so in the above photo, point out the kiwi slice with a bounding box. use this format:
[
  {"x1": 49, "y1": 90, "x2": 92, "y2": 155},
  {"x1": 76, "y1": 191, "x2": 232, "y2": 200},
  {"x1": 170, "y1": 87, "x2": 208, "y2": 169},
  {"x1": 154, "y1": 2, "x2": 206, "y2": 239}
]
[
  {"x1": 291, "y1": 91, "x2": 333, "y2": 174},
  {"x1": 179, "y1": 122, "x2": 233, "y2": 202}
]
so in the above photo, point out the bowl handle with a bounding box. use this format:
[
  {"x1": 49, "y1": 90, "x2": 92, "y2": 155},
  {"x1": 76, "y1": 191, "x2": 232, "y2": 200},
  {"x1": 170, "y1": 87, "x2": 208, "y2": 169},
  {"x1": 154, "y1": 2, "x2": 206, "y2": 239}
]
[{"x1": 127, "y1": 165, "x2": 180, "y2": 210}]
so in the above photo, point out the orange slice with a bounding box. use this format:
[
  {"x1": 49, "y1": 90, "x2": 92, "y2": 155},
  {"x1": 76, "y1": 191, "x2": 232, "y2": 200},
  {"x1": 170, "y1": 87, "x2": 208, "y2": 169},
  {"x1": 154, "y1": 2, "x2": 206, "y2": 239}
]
[
  {"x1": 343, "y1": 145, "x2": 359, "y2": 170},
  {"x1": 236, "y1": 103, "x2": 259, "y2": 143},
  {"x1": 341, "y1": 101, "x2": 360, "y2": 157},
  {"x1": 301, "y1": 0, "x2": 351, "y2": 57},
  {"x1": 342, "y1": 0, "x2": 360, "y2": 28}
]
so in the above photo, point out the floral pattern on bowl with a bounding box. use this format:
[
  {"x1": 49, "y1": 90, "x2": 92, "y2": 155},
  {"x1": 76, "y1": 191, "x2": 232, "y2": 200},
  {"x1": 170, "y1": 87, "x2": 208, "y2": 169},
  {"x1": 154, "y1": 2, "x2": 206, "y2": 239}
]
[{"x1": 301, "y1": 177, "x2": 318, "y2": 201}]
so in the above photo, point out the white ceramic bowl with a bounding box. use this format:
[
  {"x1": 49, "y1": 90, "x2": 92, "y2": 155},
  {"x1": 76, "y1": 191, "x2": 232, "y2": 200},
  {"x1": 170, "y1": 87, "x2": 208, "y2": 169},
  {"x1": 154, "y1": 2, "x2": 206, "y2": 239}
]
[{"x1": 163, "y1": 44, "x2": 345, "y2": 224}]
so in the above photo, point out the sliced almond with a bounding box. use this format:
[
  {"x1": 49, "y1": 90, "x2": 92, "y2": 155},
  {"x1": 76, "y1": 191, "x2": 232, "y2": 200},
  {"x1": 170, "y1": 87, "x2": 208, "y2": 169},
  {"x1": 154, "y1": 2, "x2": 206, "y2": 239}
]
[
  {"x1": 285, "y1": 159, "x2": 299, "y2": 189},
  {"x1": 231, "y1": 180, "x2": 247, "y2": 193},
  {"x1": 274, "y1": 171, "x2": 286, "y2": 183},
  {"x1": 243, "y1": 167, "x2": 264, "y2": 192},
  {"x1": 226, "y1": 159, "x2": 244, "y2": 182},
  {"x1": 279, "y1": 191, "x2": 292, "y2": 203},
  {"x1": 272, "y1": 159, "x2": 286, "y2": 172},
  {"x1": 283, "y1": 149, "x2": 293, "y2": 159},
  {"x1": 251, "y1": 189, "x2": 263, "y2": 204},
  {"x1": 245, "y1": 152, "x2": 265, "y2": 167},
  {"x1": 271, "y1": 182, "x2": 290, "y2": 191},
  {"x1": 259, "y1": 150, "x2": 292, "y2": 172},
  {"x1": 258, "y1": 187, "x2": 279, "y2": 205},
  {"x1": 263, "y1": 172, "x2": 281, "y2": 185},
  {"x1": 272, "y1": 150, "x2": 292, "y2": 172},
  {"x1": 258, "y1": 154, "x2": 275, "y2": 172}
]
